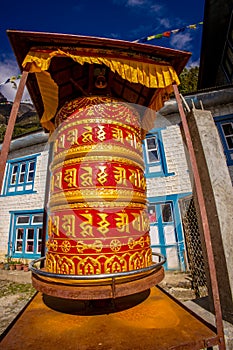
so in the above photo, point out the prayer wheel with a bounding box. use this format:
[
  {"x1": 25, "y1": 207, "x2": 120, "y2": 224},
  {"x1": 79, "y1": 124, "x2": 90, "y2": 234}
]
[
  {"x1": 46, "y1": 96, "x2": 153, "y2": 275},
  {"x1": 7, "y1": 30, "x2": 189, "y2": 301}
]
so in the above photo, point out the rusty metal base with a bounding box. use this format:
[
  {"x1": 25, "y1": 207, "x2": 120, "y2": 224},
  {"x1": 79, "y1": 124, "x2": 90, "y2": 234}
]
[
  {"x1": 0, "y1": 286, "x2": 221, "y2": 350},
  {"x1": 31, "y1": 266, "x2": 164, "y2": 300}
]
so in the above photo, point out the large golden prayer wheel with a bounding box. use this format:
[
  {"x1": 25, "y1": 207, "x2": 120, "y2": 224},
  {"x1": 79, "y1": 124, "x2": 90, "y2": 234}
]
[
  {"x1": 47, "y1": 96, "x2": 151, "y2": 274},
  {"x1": 31, "y1": 96, "x2": 165, "y2": 299},
  {"x1": 8, "y1": 30, "x2": 190, "y2": 302}
]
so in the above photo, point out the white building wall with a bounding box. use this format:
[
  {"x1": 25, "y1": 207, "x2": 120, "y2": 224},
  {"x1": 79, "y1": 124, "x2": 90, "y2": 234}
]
[
  {"x1": 228, "y1": 166, "x2": 233, "y2": 185},
  {"x1": 146, "y1": 124, "x2": 192, "y2": 197},
  {"x1": 207, "y1": 102, "x2": 233, "y2": 118},
  {"x1": 0, "y1": 145, "x2": 48, "y2": 261},
  {"x1": 159, "y1": 95, "x2": 233, "y2": 185}
]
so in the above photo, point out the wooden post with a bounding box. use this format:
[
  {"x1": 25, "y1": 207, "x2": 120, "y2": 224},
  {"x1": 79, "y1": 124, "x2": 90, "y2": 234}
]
[
  {"x1": 0, "y1": 70, "x2": 29, "y2": 193},
  {"x1": 173, "y1": 83, "x2": 226, "y2": 350}
]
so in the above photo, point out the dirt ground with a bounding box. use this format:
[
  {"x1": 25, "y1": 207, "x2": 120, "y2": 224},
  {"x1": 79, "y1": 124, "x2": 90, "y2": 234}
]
[
  {"x1": 0, "y1": 280, "x2": 36, "y2": 336},
  {"x1": 0, "y1": 271, "x2": 195, "y2": 337},
  {"x1": 159, "y1": 270, "x2": 196, "y2": 301}
]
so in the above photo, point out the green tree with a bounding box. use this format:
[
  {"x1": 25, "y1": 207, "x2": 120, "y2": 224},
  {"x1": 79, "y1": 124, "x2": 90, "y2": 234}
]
[{"x1": 179, "y1": 66, "x2": 199, "y2": 94}]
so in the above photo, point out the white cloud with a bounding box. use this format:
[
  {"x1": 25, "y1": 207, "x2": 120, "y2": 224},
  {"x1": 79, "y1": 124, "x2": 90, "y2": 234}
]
[
  {"x1": 126, "y1": 0, "x2": 146, "y2": 6},
  {"x1": 158, "y1": 17, "x2": 171, "y2": 29},
  {"x1": 126, "y1": 0, "x2": 163, "y2": 12},
  {"x1": 113, "y1": 0, "x2": 164, "y2": 20},
  {"x1": 187, "y1": 58, "x2": 200, "y2": 68},
  {"x1": 109, "y1": 32, "x2": 121, "y2": 39},
  {"x1": 0, "y1": 56, "x2": 31, "y2": 102},
  {"x1": 170, "y1": 32, "x2": 192, "y2": 51},
  {"x1": 150, "y1": 4, "x2": 163, "y2": 13}
]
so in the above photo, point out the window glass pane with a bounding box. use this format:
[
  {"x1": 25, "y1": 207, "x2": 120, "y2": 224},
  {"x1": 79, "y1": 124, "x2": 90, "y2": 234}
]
[
  {"x1": 11, "y1": 174, "x2": 17, "y2": 184},
  {"x1": 16, "y1": 242, "x2": 23, "y2": 251},
  {"x1": 29, "y1": 161, "x2": 35, "y2": 171},
  {"x1": 226, "y1": 136, "x2": 233, "y2": 149},
  {"x1": 161, "y1": 203, "x2": 173, "y2": 222},
  {"x1": 21, "y1": 163, "x2": 26, "y2": 172},
  {"x1": 148, "y1": 150, "x2": 159, "y2": 162},
  {"x1": 28, "y1": 172, "x2": 34, "y2": 182},
  {"x1": 147, "y1": 137, "x2": 157, "y2": 150},
  {"x1": 19, "y1": 173, "x2": 25, "y2": 183},
  {"x1": 26, "y1": 242, "x2": 34, "y2": 252},
  {"x1": 27, "y1": 228, "x2": 34, "y2": 239},
  {"x1": 222, "y1": 123, "x2": 233, "y2": 136},
  {"x1": 38, "y1": 228, "x2": 43, "y2": 239},
  {"x1": 17, "y1": 216, "x2": 30, "y2": 224},
  {"x1": 16, "y1": 228, "x2": 24, "y2": 239},
  {"x1": 12, "y1": 165, "x2": 18, "y2": 174},
  {"x1": 33, "y1": 215, "x2": 43, "y2": 224},
  {"x1": 148, "y1": 205, "x2": 157, "y2": 223}
]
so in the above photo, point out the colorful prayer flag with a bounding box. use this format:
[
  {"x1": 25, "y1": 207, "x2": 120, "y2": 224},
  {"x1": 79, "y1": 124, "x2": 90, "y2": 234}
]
[
  {"x1": 133, "y1": 21, "x2": 203, "y2": 43},
  {"x1": 177, "y1": 27, "x2": 186, "y2": 33},
  {"x1": 163, "y1": 31, "x2": 171, "y2": 37},
  {"x1": 188, "y1": 24, "x2": 197, "y2": 29}
]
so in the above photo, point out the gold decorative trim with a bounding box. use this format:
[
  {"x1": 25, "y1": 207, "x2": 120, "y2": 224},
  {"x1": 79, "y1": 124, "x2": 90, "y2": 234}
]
[
  {"x1": 46, "y1": 234, "x2": 150, "y2": 242},
  {"x1": 49, "y1": 201, "x2": 147, "y2": 211},
  {"x1": 52, "y1": 144, "x2": 144, "y2": 167},
  {"x1": 46, "y1": 234, "x2": 150, "y2": 249},
  {"x1": 45, "y1": 247, "x2": 152, "y2": 274},
  {"x1": 51, "y1": 155, "x2": 144, "y2": 172},
  {"x1": 46, "y1": 244, "x2": 150, "y2": 255},
  {"x1": 128, "y1": 236, "x2": 145, "y2": 249},
  {"x1": 49, "y1": 188, "x2": 147, "y2": 206}
]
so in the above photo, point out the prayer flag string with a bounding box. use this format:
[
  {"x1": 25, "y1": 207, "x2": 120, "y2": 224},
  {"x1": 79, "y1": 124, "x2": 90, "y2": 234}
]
[{"x1": 133, "y1": 21, "x2": 203, "y2": 43}]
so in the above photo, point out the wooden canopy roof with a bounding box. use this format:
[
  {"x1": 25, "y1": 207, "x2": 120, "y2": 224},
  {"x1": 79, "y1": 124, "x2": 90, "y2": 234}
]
[{"x1": 7, "y1": 30, "x2": 191, "y2": 131}]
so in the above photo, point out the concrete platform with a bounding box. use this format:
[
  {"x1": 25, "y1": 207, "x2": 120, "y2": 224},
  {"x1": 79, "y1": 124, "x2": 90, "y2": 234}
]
[
  {"x1": 0, "y1": 286, "x2": 221, "y2": 350},
  {"x1": 184, "y1": 300, "x2": 233, "y2": 350}
]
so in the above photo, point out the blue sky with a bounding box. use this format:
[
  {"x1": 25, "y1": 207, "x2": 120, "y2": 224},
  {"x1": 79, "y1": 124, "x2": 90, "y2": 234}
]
[{"x1": 0, "y1": 0, "x2": 205, "y2": 101}]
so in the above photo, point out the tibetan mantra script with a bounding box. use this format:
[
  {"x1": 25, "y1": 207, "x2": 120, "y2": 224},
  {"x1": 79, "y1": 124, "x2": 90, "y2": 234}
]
[{"x1": 46, "y1": 96, "x2": 152, "y2": 275}]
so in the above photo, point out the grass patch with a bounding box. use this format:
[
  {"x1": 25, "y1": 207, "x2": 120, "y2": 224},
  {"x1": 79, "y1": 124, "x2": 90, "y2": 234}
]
[{"x1": 0, "y1": 281, "x2": 36, "y2": 298}]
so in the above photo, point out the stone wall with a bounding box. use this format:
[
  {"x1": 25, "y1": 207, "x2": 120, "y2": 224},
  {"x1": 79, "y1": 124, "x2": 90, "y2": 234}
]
[{"x1": 186, "y1": 108, "x2": 233, "y2": 324}]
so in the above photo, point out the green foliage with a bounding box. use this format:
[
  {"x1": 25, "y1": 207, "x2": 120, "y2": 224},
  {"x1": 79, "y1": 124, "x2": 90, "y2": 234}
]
[
  {"x1": 0, "y1": 123, "x2": 41, "y2": 142},
  {"x1": 0, "y1": 124, "x2": 7, "y2": 141},
  {"x1": 12, "y1": 125, "x2": 40, "y2": 138},
  {"x1": 179, "y1": 66, "x2": 199, "y2": 94},
  {"x1": 0, "y1": 103, "x2": 40, "y2": 142}
]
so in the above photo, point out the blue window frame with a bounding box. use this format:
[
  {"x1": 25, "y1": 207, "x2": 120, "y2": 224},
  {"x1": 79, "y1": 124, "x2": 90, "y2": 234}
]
[
  {"x1": 215, "y1": 115, "x2": 233, "y2": 166},
  {"x1": 9, "y1": 210, "x2": 43, "y2": 259},
  {"x1": 3, "y1": 154, "x2": 39, "y2": 195},
  {"x1": 143, "y1": 130, "x2": 174, "y2": 178}
]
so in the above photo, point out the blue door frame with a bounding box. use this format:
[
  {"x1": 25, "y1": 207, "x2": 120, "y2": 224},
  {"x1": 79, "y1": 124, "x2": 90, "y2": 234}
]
[{"x1": 148, "y1": 193, "x2": 190, "y2": 271}]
